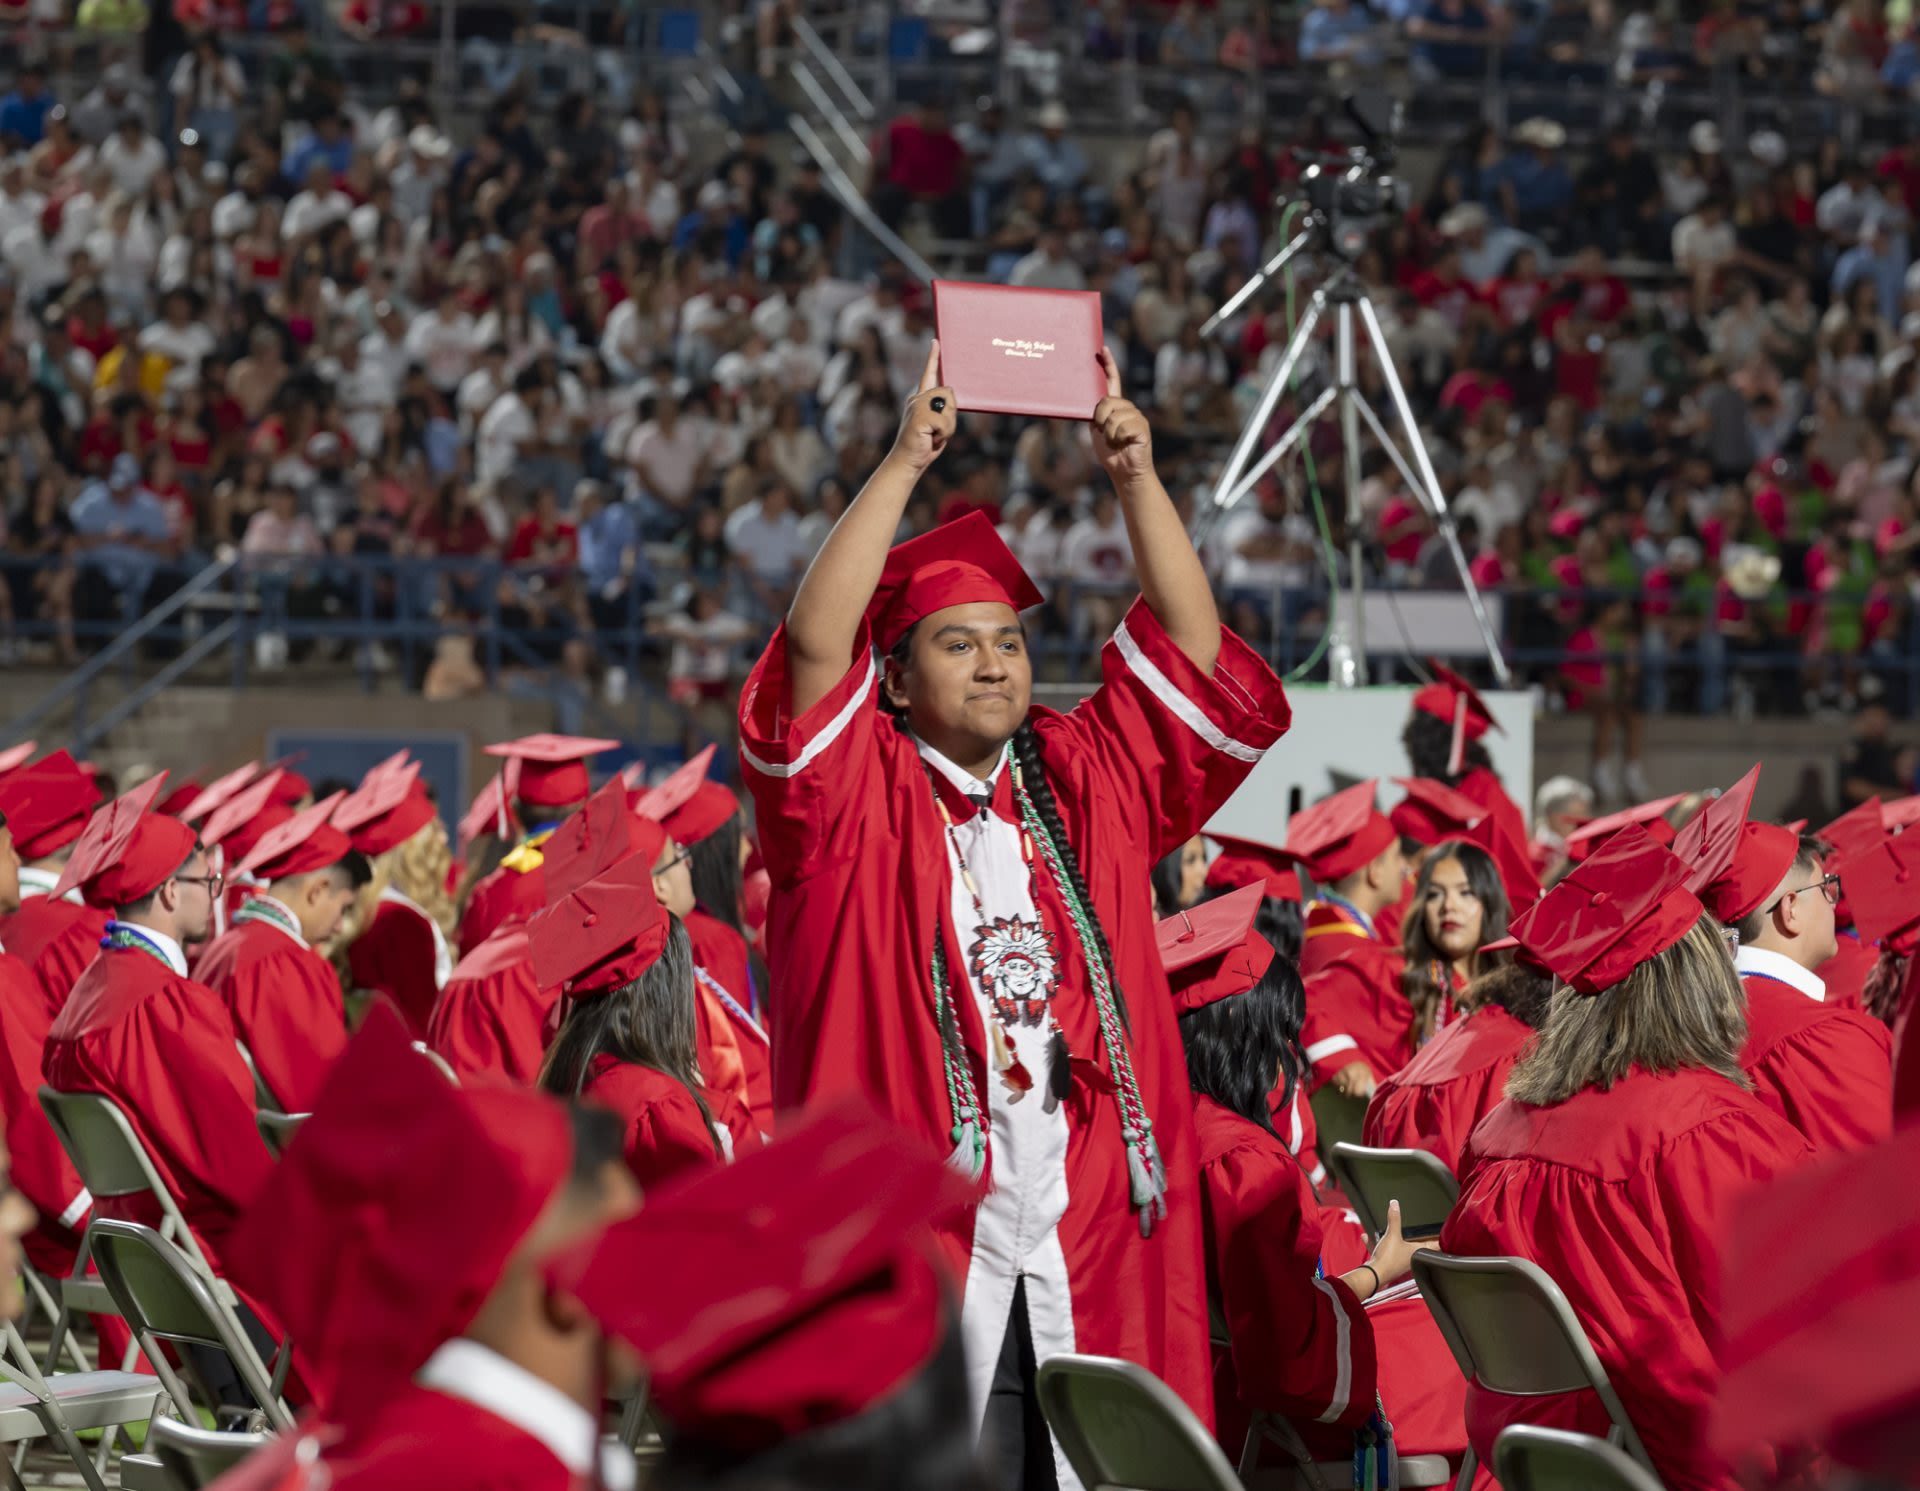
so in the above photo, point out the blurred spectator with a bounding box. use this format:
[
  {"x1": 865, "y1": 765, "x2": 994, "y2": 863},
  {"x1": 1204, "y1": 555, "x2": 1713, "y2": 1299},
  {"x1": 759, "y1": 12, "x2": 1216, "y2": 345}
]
[
  {"x1": 868, "y1": 97, "x2": 968, "y2": 239},
  {"x1": 0, "y1": 65, "x2": 54, "y2": 150}
]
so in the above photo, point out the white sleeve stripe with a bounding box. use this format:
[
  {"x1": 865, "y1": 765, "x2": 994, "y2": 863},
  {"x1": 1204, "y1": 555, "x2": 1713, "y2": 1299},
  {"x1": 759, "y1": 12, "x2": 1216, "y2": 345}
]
[
  {"x1": 1309, "y1": 1163, "x2": 1328, "y2": 1186},
  {"x1": 1112, "y1": 618, "x2": 1266, "y2": 764},
  {"x1": 58, "y1": 1189, "x2": 92, "y2": 1230},
  {"x1": 1311, "y1": 1276, "x2": 1353, "y2": 1423},
  {"x1": 1305, "y1": 1035, "x2": 1360, "y2": 1063},
  {"x1": 741, "y1": 655, "x2": 877, "y2": 779},
  {"x1": 1288, "y1": 1091, "x2": 1305, "y2": 1152}
]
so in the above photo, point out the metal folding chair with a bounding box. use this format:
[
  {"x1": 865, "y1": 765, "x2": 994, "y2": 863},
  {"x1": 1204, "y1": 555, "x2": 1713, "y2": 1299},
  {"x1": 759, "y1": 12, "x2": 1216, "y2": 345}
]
[
  {"x1": 1412, "y1": 1253, "x2": 1655, "y2": 1491},
  {"x1": 148, "y1": 1418, "x2": 274, "y2": 1489},
  {"x1": 1493, "y1": 1426, "x2": 1668, "y2": 1491},
  {"x1": 1037, "y1": 1353, "x2": 1245, "y2": 1491},
  {"x1": 1237, "y1": 1410, "x2": 1454, "y2": 1490},
  {"x1": 236, "y1": 1044, "x2": 282, "y2": 1116},
  {"x1": 412, "y1": 1042, "x2": 459, "y2": 1084},
  {"x1": 1308, "y1": 1088, "x2": 1367, "y2": 1157},
  {"x1": 1326, "y1": 1144, "x2": 1460, "y2": 1238},
  {"x1": 0, "y1": 1302, "x2": 162, "y2": 1491},
  {"x1": 255, "y1": 1111, "x2": 308, "y2": 1158},
  {"x1": 87, "y1": 1220, "x2": 295, "y2": 1432}
]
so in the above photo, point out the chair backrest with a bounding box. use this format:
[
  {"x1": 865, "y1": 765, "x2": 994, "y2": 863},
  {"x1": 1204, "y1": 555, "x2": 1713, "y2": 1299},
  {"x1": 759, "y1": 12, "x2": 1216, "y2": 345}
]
[
  {"x1": 149, "y1": 1417, "x2": 273, "y2": 1490},
  {"x1": 1493, "y1": 1427, "x2": 1668, "y2": 1491},
  {"x1": 1327, "y1": 1143, "x2": 1460, "y2": 1237},
  {"x1": 411, "y1": 1042, "x2": 459, "y2": 1085},
  {"x1": 87, "y1": 1219, "x2": 293, "y2": 1429},
  {"x1": 237, "y1": 1043, "x2": 282, "y2": 1115},
  {"x1": 1036, "y1": 1354, "x2": 1245, "y2": 1491},
  {"x1": 1412, "y1": 1252, "x2": 1653, "y2": 1469},
  {"x1": 1307, "y1": 1086, "x2": 1367, "y2": 1157},
  {"x1": 255, "y1": 1110, "x2": 308, "y2": 1158},
  {"x1": 39, "y1": 1087, "x2": 175, "y2": 1202}
]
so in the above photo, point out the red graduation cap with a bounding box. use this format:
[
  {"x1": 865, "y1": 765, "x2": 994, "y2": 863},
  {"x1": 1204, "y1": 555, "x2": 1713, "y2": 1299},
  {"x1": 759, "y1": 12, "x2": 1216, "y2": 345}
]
[
  {"x1": 0, "y1": 741, "x2": 36, "y2": 778},
  {"x1": 1712, "y1": 1122, "x2": 1920, "y2": 1480},
  {"x1": 153, "y1": 779, "x2": 203, "y2": 818},
  {"x1": 544, "y1": 1102, "x2": 970, "y2": 1450},
  {"x1": 0, "y1": 750, "x2": 102, "y2": 860},
  {"x1": 1389, "y1": 776, "x2": 1488, "y2": 846},
  {"x1": 458, "y1": 775, "x2": 517, "y2": 854},
  {"x1": 200, "y1": 771, "x2": 295, "y2": 859},
  {"x1": 1411, "y1": 660, "x2": 1501, "y2": 776},
  {"x1": 536, "y1": 779, "x2": 667, "y2": 906},
  {"x1": 1673, "y1": 767, "x2": 1799, "y2": 926},
  {"x1": 179, "y1": 762, "x2": 263, "y2": 825},
  {"x1": 1817, "y1": 799, "x2": 1891, "y2": 860},
  {"x1": 236, "y1": 794, "x2": 352, "y2": 882},
  {"x1": 1462, "y1": 812, "x2": 1543, "y2": 914},
  {"x1": 863, "y1": 511, "x2": 1044, "y2": 653},
  {"x1": 52, "y1": 773, "x2": 199, "y2": 909},
  {"x1": 632, "y1": 746, "x2": 739, "y2": 846},
  {"x1": 264, "y1": 763, "x2": 311, "y2": 806},
  {"x1": 526, "y1": 855, "x2": 668, "y2": 997},
  {"x1": 221, "y1": 1004, "x2": 574, "y2": 1428},
  {"x1": 1507, "y1": 823, "x2": 1701, "y2": 995},
  {"x1": 1203, "y1": 836, "x2": 1302, "y2": 903},
  {"x1": 1278, "y1": 780, "x2": 1396, "y2": 883},
  {"x1": 1157, "y1": 883, "x2": 1275, "y2": 1013},
  {"x1": 1833, "y1": 833, "x2": 1920, "y2": 953},
  {"x1": 1563, "y1": 793, "x2": 1689, "y2": 863},
  {"x1": 1884, "y1": 795, "x2": 1920, "y2": 831},
  {"x1": 484, "y1": 734, "x2": 619, "y2": 812},
  {"x1": 632, "y1": 744, "x2": 716, "y2": 820},
  {"x1": 332, "y1": 760, "x2": 437, "y2": 857}
]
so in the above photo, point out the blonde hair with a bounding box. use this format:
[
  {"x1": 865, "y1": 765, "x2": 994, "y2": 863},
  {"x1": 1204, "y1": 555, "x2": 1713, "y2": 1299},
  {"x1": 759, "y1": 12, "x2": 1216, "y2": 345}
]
[
  {"x1": 1505, "y1": 916, "x2": 1751, "y2": 1106},
  {"x1": 352, "y1": 818, "x2": 457, "y2": 943}
]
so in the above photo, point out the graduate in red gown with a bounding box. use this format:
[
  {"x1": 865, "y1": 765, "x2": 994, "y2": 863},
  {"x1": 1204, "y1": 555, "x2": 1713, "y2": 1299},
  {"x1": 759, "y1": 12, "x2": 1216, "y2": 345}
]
[
  {"x1": 41, "y1": 775, "x2": 276, "y2": 1276},
  {"x1": 0, "y1": 751, "x2": 107, "y2": 1019},
  {"x1": 1713, "y1": 1120, "x2": 1920, "y2": 1486},
  {"x1": 456, "y1": 735, "x2": 618, "y2": 957},
  {"x1": 1284, "y1": 783, "x2": 1412, "y2": 1098},
  {"x1": 738, "y1": 346, "x2": 1288, "y2": 1480},
  {"x1": 195, "y1": 796, "x2": 362, "y2": 1114},
  {"x1": 636, "y1": 748, "x2": 773, "y2": 1125},
  {"x1": 1812, "y1": 797, "x2": 1892, "y2": 1013},
  {"x1": 550, "y1": 1105, "x2": 987, "y2": 1491},
  {"x1": 194, "y1": 768, "x2": 300, "y2": 952},
  {"x1": 431, "y1": 779, "x2": 651, "y2": 1085},
  {"x1": 1440, "y1": 824, "x2": 1811, "y2": 1491},
  {"x1": 1396, "y1": 838, "x2": 1512, "y2": 1050},
  {"x1": 0, "y1": 796, "x2": 93, "y2": 1275},
  {"x1": 1363, "y1": 957, "x2": 1549, "y2": 1174},
  {"x1": 1381, "y1": 775, "x2": 1487, "y2": 947},
  {"x1": 535, "y1": 829, "x2": 756, "y2": 1187},
  {"x1": 1163, "y1": 886, "x2": 1465, "y2": 1465},
  {"x1": 1401, "y1": 662, "x2": 1530, "y2": 889},
  {"x1": 336, "y1": 760, "x2": 455, "y2": 1036},
  {"x1": 1675, "y1": 767, "x2": 1891, "y2": 1157},
  {"x1": 212, "y1": 1002, "x2": 642, "y2": 1488}
]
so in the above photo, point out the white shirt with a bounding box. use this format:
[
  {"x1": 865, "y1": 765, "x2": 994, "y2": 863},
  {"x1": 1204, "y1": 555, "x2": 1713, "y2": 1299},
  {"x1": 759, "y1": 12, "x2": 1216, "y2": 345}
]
[
  {"x1": 18, "y1": 865, "x2": 80, "y2": 903},
  {"x1": 98, "y1": 133, "x2": 166, "y2": 197},
  {"x1": 282, "y1": 187, "x2": 353, "y2": 242},
  {"x1": 475, "y1": 391, "x2": 537, "y2": 485},
  {"x1": 119, "y1": 923, "x2": 189, "y2": 977},
  {"x1": 1059, "y1": 512, "x2": 1136, "y2": 587},
  {"x1": 417, "y1": 1340, "x2": 636, "y2": 1491},
  {"x1": 241, "y1": 892, "x2": 308, "y2": 949},
  {"x1": 916, "y1": 737, "x2": 1079, "y2": 1490},
  {"x1": 723, "y1": 500, "x2": 811, "y2": 585},
  {"x1": 1734, "y1": 943, "x2": 1826, "y2": 1003},
  {"x1": 626, "y1": 421, "x2": 703, "y2": 505},
  {"x1": 404, "y1": 310, "x2": 479, "y2": 392}
]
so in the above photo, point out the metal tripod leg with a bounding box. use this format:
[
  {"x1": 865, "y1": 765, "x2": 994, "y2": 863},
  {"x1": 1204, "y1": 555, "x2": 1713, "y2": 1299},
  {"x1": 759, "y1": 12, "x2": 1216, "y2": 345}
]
[
  {"x1": 1354, "y1": 296, "x2": 1512, "y2": 686},
  {"x1": 1205, "y1": 289, "x2": 1327, "y2": 521},
  {"x1": 1334, "y1": 302, "x2": 1368, "y2": 686}
]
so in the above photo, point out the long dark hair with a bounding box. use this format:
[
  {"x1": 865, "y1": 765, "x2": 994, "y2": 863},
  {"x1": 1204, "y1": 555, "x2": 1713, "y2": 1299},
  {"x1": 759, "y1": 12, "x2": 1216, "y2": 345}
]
[
  {"x1": 1402, "y1": 840, "x2": 1510, "y2": 1046},
  {"x1": 688, "y1": 812, "x2": 745, "y2": 933},
  {"x1": 1402, "y1": 710, "x2": 1492, "y2": 786},
  {"x1": 1150, "y1": 840, "x2": 1196, "y2": 917},
  {"x1": 1178, "y1": 953, "x2": 1308, "y2": 1135},
  {"x1": 539, "y1": 915, "x2": 721, "y2": 1156},
  {"x1": 1865, "y1": 948, "x2": 1909, "y2": 1026}
]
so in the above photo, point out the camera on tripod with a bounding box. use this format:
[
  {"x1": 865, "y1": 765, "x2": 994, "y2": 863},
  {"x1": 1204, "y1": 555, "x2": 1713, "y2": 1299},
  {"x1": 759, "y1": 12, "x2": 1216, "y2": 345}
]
[{"x1": 1292, "y1": 94, "x2": 1410, "y2": 263}]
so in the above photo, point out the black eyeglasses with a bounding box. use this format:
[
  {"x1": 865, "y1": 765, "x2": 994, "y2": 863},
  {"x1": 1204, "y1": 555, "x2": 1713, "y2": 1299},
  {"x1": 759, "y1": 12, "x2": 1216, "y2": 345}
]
[
  {"x1": 1767, "y1": 873, "x2": 1841, "y2": 912},
  {"x1": 174, "y1": 871, "x2": 225, "y2": 897},
  {"x1": 657, "y1": 848, "x2": 693, "y2": 873}
]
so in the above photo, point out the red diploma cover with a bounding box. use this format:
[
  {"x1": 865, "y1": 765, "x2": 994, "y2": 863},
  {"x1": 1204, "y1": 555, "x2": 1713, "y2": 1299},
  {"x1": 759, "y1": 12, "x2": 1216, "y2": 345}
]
[{"x1": 932, "y1": 280, "x2": 1107, "y2": 420}]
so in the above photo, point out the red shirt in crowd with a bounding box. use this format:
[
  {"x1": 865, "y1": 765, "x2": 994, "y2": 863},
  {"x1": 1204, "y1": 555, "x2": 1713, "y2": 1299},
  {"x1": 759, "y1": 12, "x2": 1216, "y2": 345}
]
[{"x1": 878, "y1": 115, "x2": 964, "y2": 197}]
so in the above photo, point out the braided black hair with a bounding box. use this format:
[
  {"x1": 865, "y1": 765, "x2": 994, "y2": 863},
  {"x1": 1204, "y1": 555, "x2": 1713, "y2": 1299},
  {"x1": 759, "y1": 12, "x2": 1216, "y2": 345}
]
[{"x1": 1865, "y1": 947, "x2": 1908, "y2": 1026}]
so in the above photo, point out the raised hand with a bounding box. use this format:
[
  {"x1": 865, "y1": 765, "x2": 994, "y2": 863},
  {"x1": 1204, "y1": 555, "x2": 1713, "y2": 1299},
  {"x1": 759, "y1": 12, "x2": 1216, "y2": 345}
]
[
  {"x1": 888, "y1": 339, "x2": 958, "y2": 474},
  {"x1": 1090, "y1": 345, "x2": 1154, "y2": 487}
]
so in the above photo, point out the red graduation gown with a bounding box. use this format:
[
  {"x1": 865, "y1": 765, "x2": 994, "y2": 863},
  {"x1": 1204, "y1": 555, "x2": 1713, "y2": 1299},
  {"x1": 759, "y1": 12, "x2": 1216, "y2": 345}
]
[
  {"x1": 348, "y1": 898, "x2": 446, "y2": 1037},
  {"x1": 739, "y1": 599, "x2": 1289, "y2": 1429},
  {"x1": 456, "y1": 857, "x2": 545, "y2": 959},
  {"x1": 1362, "y1": 1003, "x2": 1534, "y2": 1174},
  {"x1": 0, "y1": 896, "x2": 110, "y2": 1021},
  {"x1": 311, "y1": 1386, "x2": 581, "y2": 1491},
  {"x1": 580, "y1": 1054, "x2": 753, "y2": 1190},
  {"x1": 196, "y1": 917, "x2": 349, "y2": 1115},
  {"x1": 1441, "y1": 1068, "x2": 1811, "y2": 1491},
  {"x1": 0, "y1": 949, "x2": 91, "y2": 1275},
  {"x1": 1298, "y1": 904, "x2": 1412, "y2": 1089},
  {"x1": 44, "y1": 944, "x2": 275, "y2": 1275},
  {"x1": 686, "y1": 907, "x2": 774, "y2": 1124},
  {"x1": 1815, "y1": 931, "x2": 1875, "y2": 1013},
  {"x1": 427, "y1": 927, "x2": 554, "y2": 1086},
  {"x1": 1738, "y1": 972, "x2": 1891, "y2": 1158},
  {"x1": 1194, "y1": 1097, "x2": 1465, "y2": 1463}
]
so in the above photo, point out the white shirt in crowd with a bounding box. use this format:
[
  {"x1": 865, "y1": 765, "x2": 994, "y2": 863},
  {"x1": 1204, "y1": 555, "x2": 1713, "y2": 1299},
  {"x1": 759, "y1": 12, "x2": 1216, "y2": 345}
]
[
  {"x1": 626, "y1": 420, "x2": 704, "y2": 505},
  {"x1": 283, "y1": 186, "x2": 355, "y2": 242},
  {"x1": 98, "y1": 131, "x2": 167, "y2": 197},
  {"x1": 724, "y1": 499, "x2": 812, "y2": 586},
  {"x1": 1059, "y1": 509, "x2": 1136, "y2": 586},
  {"x1": 405, "y1": 308, "x2": 480, "y2": 392},
  {"x1": 475, "y1": 390, "x2": 538, "y2": 485}
]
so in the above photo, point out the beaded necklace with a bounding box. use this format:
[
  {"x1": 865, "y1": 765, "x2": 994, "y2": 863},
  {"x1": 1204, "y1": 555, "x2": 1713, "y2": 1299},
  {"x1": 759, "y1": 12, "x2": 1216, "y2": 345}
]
[
  {"x1": 234, "y1": 895, "x2": 304, "y2": 944},
  {"x1": 923, "y1": 752, "x2": 1169, "y2": 1236},
  {"x1": 100, "y1": 922, "x2": 177, "y2": 971}
]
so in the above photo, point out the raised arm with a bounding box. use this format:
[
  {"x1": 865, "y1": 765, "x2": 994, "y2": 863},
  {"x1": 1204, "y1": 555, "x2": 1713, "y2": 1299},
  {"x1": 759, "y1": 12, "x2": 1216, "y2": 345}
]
[
  {"x1": 785, "y1": 339, "x2": 955, "y2": 715},
  {"x1": 1092, "y1": 345, "x2": 1221, "y2": 673}
]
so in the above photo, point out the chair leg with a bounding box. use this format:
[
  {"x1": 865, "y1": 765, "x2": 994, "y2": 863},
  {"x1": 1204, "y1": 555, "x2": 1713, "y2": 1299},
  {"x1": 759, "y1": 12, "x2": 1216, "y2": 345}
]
[
  {"x1": 44, "y1": 1413, "x2": 114, "y2": 1491},
  {"x1": 1451, "y1": 1447, "x2": 1477, "y2": 1491}
]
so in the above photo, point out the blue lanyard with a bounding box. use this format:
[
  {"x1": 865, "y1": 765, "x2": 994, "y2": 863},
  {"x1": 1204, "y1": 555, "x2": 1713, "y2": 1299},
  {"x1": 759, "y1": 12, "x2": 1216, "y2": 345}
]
[
  {"x1": 1315, "y1": 891, "x2": 1378, "y2": 940},
  {"x1": 101, "y1": 921, "x2": 176, "y2": 971}
]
